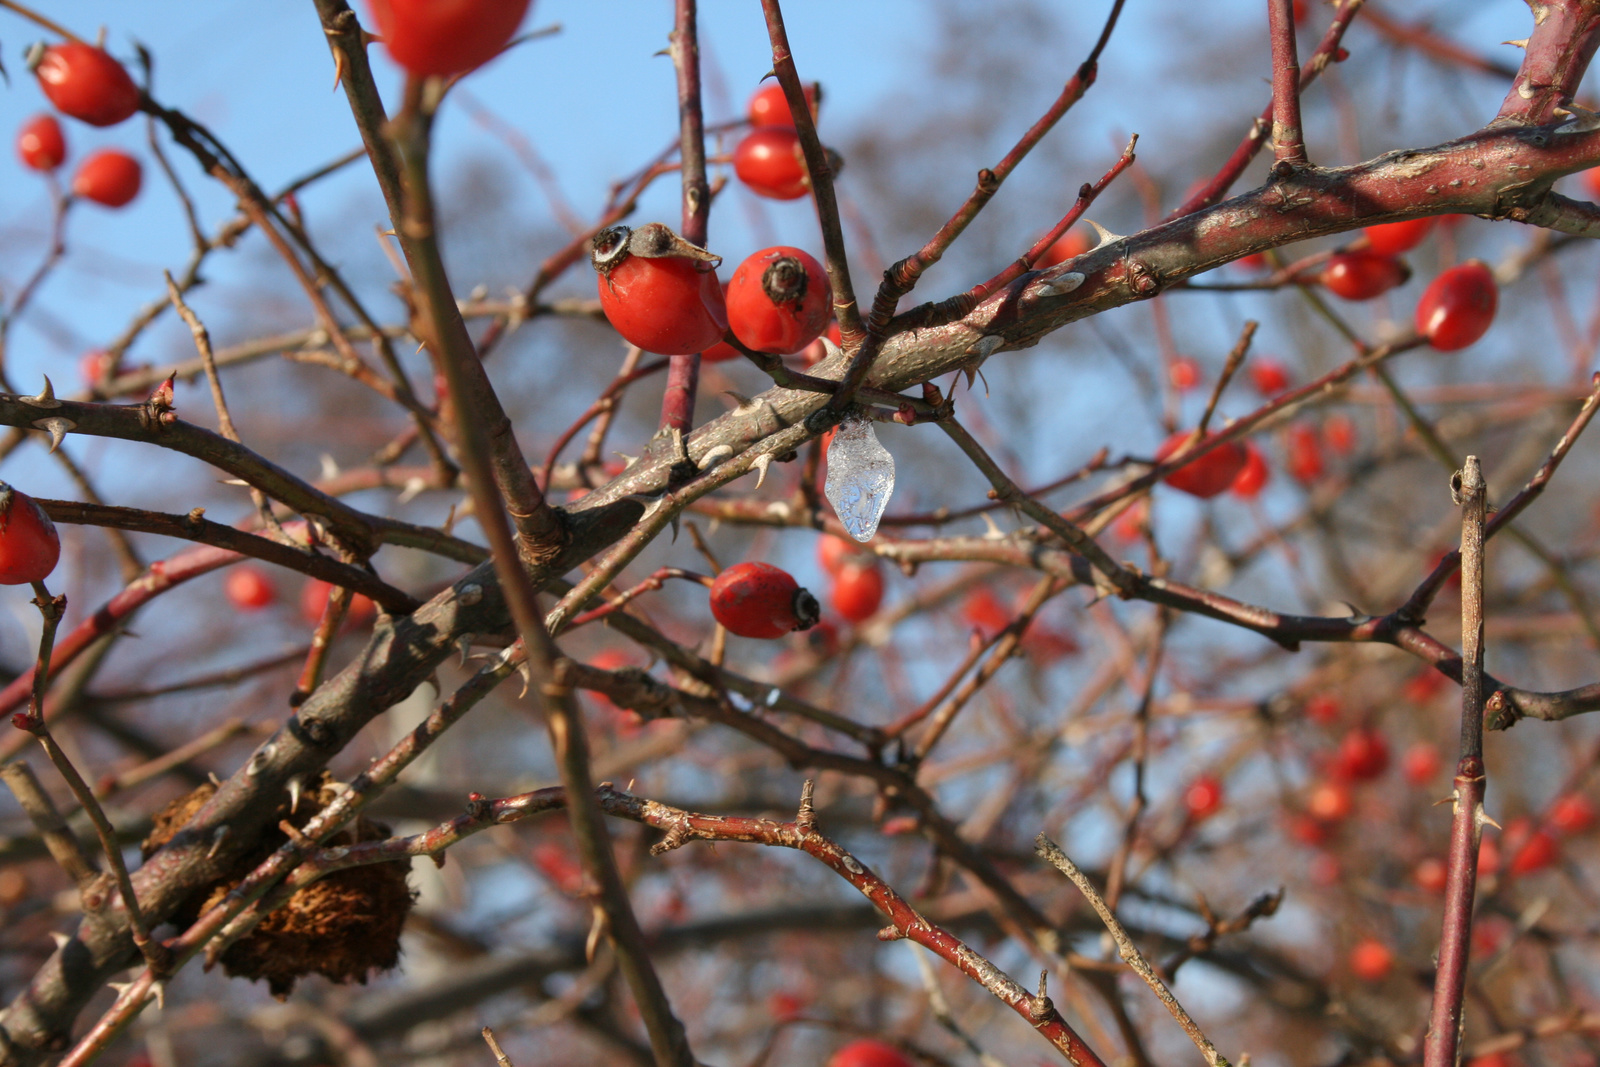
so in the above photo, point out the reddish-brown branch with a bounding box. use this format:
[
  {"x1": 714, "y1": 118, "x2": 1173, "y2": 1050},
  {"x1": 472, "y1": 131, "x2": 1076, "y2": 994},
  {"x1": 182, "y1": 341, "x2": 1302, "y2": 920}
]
[
  {"x1": 1170, "y1": 0, "x2": 1365, "y2": 218},
  {"x1": 1268, "y1": 0, "x2": 1307, "y2": 165},
  {"x1": 289, "y1": 782, "x2": 1108, "y2": 1067},
  {"x1": 659, "y1": 0, "x2": 711, "y2": 436},
  {"x1": 1494, "y1": 0, "x2": 1600, "y2": 125},
  {"x1": 759, "y1": 0, "x2": 864, "y2": 350},
  {"x1": 865, "y1": 0, "x2": 1126, "y2": 334}
]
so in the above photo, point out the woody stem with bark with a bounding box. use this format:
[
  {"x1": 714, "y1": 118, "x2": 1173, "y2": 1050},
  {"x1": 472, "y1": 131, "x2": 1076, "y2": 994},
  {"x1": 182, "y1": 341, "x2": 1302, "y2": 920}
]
[
  {"x1": 1423, "y1": 455, "x2": 1488, "y2": 1067},
  {"x1": 659, "y1": 0, "x2": 709, "y2": 435},
  {"x1": 1268, "y1": 0, "x2": 1307, "y2": 165},
  {"x1": 388, "y1": 78, "x2": 695, "y2": 1067}
]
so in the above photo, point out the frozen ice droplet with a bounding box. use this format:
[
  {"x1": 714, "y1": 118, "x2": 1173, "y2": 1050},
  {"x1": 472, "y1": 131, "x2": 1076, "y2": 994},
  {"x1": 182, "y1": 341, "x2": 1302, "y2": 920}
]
[{"x1": 824, "y1": 417, "x2": 895, "y2": 542}]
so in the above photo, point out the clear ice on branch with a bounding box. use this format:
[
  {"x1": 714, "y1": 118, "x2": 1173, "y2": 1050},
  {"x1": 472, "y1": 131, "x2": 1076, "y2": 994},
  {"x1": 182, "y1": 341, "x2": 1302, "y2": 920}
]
[{"x1": 824, "y1": 417, "x2": 895, "y2": 542}]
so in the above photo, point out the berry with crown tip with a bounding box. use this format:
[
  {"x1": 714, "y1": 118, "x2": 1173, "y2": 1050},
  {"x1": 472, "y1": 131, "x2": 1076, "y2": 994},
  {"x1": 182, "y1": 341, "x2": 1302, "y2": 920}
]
[
  {"x1": 591, "y1": 223, "x2": 726, "y2": 355},
  {"x1": 726, "y1": 246, "x2": 831, "y2": 354},
  {"x1": 709, "y1": 562, "x2": 819, "y2": 639}
]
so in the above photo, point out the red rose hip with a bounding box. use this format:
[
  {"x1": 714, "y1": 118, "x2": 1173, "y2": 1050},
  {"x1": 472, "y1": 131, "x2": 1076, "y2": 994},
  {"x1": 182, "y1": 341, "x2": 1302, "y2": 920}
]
[
  {"x1": 1364, "y1": 217, "x2": 1433, "y2": 256},
  {"x1": 1415, "y1": 260, "x2": 1497, "y2": 351},
  {"x1": 30, "y1": 42, "x2": 140, "y2": 127},
  {"x1": 829, "y1": 561, "x2": 884, "y2": 623},
  {"x1": 733, "y1": 127, "x2": 809, "y2": 200},
  {"x1": 1322, "y1": 251, "x2": 1409, "y2": 301},
  {"x1": 225, "y1": 566, "x2": 277, "y2": 612},
  {"x1": 826, "y1": 1040, "x2": 914, "y2": 1067},
  {"x1": 591, "y1": 223, "x2": 727, "y2": 355},
  {"x1": 0, "y1": 483, "x2": 61, "y2": 585},
  {"x1": 1156, "y1": 431, "x2": 1249, "y2": 499},
  {"x1": 72, "y1": 149, "x2": 142, "y2": 208},
  {"x1": 746, "y1": 81, "x2": 818, "y2": 127},
  {"x1": 363, "y1": 0, "x2": 531, "y2": 76},
  {"x1": 709, "y1": 562, "x2": 819, "y2": 639},
  {"x1": 17, "y1": 115, "x2": 66, "y2": 171},
  {"x1": 726, "y1": 246, "x2": 831, "y2": 354}
]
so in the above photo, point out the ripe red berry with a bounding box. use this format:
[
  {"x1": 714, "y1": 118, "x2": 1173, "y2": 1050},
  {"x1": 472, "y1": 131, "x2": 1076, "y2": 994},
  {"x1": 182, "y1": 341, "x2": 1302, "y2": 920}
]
[
  {"x1": 733, "y1": 127, "x2": 809, "y2": 200},
  {"x1": 1415, "y1": 260, "x2": 1498, "y2": 351},
  {"x1": 1304, "y1": 693, "x2": 1341, "y2": 725},
  {"x1": 1349, "y1": 938, "x2": 1394, "y2": 982},
  {"x1": 591, "y1": 223, "x2": 727, "y2": 355},
  {"x1": 1037, "y1": 228, "x2": 1092, "y2": 269},
  {"x1": 709, "y1": 562, "x2": 819, "y2": 639},
  {"x1": 826, "y1": 1039, "x2": 915, "y2": 1067},
  {"x1": 1307, "y1": 780, "x2": 1354, "y2": 822},
  {"x1": 1235, "y1": 252, "x2": 1268, "y2": 272},
  {"x1": 1364, "y1": 217, "x2": 1434, "y2": 256},
  {"x1": 961, "y1": 586, "x2": 1012, "y2": 639},
  {"x1": 830, "y1": 561, "x2": 884, "y2": 623},
  {"x1": 1548, "y1": 793, "x2": 1596, "y2": 835},
  {"x1": 1400, "y1": 741, "x2": 1442, "y2": 786},
  {"x1": 301, "y1": 579, "x2": 377, "y2": 629},
  {"x1": 817, "y1": 534, "x2": 867, "y2": 576},
  {"x1": 363, "y1": 0, "x2": 531, "y2": 76},
  {"x1": 0, "y1": 483, "x2": 61, "y2": 585},
  {"x1": 1184, "y1": 775, "x2": 1224, "y2": 820},
  {"x1": 1586, "y1": 166, "x2": 1600, "y2": 202},
  {"x1": 1323, "y1": 413, "x2": 1357, "y2": 455},
  {"x1": 746, "y1": 81, "x2": 818, "y2": 127},
  {"x1": 1413, "y1": 856, "x2": 1448, "y2": 893},
  {"x1": 71, "y1": 149, "x2": 142, "y2": 208},
  {"x1": 726, "y1": 246, "x2": 831, "y2": 354},
  {"x1": 1230, "y1": 443, "x2": 1270, "y2": 498},
  {"x1": 30, "y1": 43, "x2": 140, "y2": 127},
  {"x1": 1155, "y1": 431, "x2": 1249, "y2": 499},
  {"x1": 17, "y1": 114, "x2": 66, "y2": 171},
  {"x1": 1168, "y1": 356, "x2": 1201, "y2": 392},
  {"x1": 1508, "y1": 826, "x2": 1559, "y2": 876},
  {"x1": 1285, "y1": 423, "x2": 1324, "y2": 485},
  {"x1": 1249, "y1": 359, "x2": 1291, "y2": 395},
  {"x1": 225, "y1": 566, "x2": 277, "y2": 612},
  {"x1": 1322, "y1": 251, "x2": 1409, "y2": 300},
  {"x1": 1334, "y1": 726, "x2": 1389, "y2": 781}
]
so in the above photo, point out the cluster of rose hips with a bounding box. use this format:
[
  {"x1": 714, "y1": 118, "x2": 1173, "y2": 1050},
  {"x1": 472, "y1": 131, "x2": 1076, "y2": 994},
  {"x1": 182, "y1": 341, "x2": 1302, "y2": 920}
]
[
  {"x1": 591, "y1": 222, "x2": 833, "y2": 363},
  {"x1": 17, "y1": 42, "x2": 144, "y2": 207},
  {"x1": 733, "y1": 82, "x2": 823, "y2": 201},
  {"x1": 1243, "y1": 216, "x2": 1501, "y2": 350}
]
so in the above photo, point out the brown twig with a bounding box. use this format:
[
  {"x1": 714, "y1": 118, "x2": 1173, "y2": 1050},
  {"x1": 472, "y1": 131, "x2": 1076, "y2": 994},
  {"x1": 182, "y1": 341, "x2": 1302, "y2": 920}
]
[
  {"x1": 866, "y1": 0, "x2": 1126, "y2": 332},
  {"x1": 659, "y1": 0, "x2": 710, "y2": 437},
  {"x1": 0, "y1": 760, "x2": 97, "y2": 890},
  {"x1": 1035, "y1": 835, "x2": 1227, "y2": 1067},
  {"x1": 1423, "y1": 456, "x2": 1489, "y2": 1067},
  {"x1": 758, "y1": 0, "x2": 864, "y2": 354},
  {"x1": 1170, "y1": 0, "x2": 1365, "y2": 218},
  {"x1": 11, "y1": 583, "x2": 167, "y2": 974}
]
